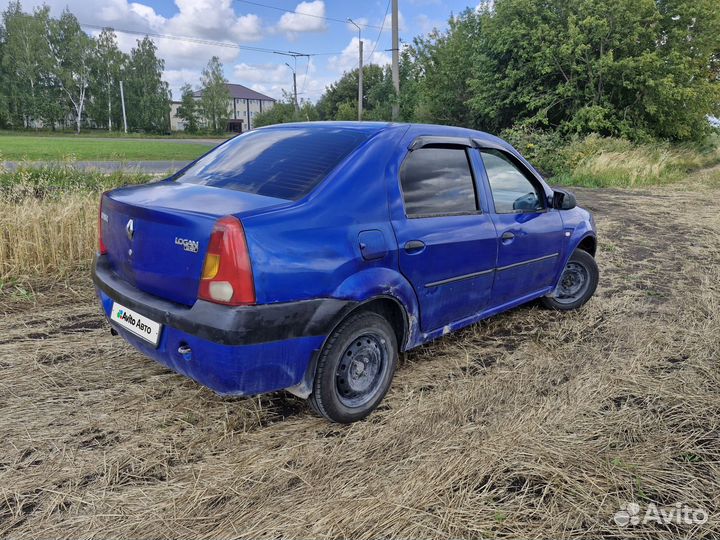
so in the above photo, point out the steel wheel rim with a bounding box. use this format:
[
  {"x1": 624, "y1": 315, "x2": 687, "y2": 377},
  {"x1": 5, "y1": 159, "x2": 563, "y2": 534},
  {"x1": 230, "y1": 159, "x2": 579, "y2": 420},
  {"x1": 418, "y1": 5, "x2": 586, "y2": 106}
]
[
  {"x1": 555, "y1": 261, "x2": 590, "y2": 304},
  {"x1": 335, "y1": 332, "x2": 388, "y2": 408}
]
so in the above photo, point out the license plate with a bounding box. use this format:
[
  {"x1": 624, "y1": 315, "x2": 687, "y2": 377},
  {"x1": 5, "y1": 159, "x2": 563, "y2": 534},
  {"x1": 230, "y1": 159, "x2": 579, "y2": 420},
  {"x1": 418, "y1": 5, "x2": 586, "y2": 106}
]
[{"x1": 111, "y1": 302, "x2": 162, "y2": 346}]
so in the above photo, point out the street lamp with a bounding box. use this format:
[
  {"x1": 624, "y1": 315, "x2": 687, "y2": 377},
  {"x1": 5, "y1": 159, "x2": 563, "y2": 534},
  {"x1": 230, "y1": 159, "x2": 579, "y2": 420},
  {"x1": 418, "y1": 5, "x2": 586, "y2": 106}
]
[
  {"x1": 347, "y1": 18, "x2": 363, "y2": 121},
  {"x1": 284, "y1": 62, "x2": 298, "y2": 111}
]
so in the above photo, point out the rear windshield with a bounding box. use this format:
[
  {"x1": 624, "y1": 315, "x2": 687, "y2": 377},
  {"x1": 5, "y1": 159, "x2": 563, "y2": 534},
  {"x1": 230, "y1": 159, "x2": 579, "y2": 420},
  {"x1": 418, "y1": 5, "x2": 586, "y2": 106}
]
[{"x1": 174, "y1": 127, "x2": 372, "y2": 200}]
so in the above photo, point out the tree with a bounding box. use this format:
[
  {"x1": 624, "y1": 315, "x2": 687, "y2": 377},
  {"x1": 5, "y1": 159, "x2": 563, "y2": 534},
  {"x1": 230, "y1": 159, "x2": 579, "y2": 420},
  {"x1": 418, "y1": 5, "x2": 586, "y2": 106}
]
[
  {"x1": 199, "y1": 56, "x2": 230, "y2": 133},
  {"x1": 467, "y1": 0, "x2": 720, "y2": 140},
  {"x1": 409, "y1": 9, "x2": 483, "y2": 127},
  {"x1": 125, "y1": 36, "x2": 170, "y2": 132},
  {"x1": 1, "y1": 2, "x2": 53, "y2": 127},
  {"x1": 254, "y1": 92, "x2": 319, "y2": 127},
  {"x1": 89, "y1": 28, "x2": 127, "y2": 131},
  {"x1": 176, "y1": 83, "x2": 199, "y2": 133},
  {"x1": 316, "y1": 64, "x2": 389, "y2": 120},
  {"x1": 46, "y1": 10, "x2": 93, "y2": 134}
]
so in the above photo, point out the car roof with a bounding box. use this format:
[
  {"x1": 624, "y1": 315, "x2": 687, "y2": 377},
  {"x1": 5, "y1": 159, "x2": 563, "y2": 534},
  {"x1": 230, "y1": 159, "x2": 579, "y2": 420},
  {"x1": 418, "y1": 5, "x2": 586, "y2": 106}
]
[{"x1": 258, "y1": 121, "x2": 508, "y2": 148}]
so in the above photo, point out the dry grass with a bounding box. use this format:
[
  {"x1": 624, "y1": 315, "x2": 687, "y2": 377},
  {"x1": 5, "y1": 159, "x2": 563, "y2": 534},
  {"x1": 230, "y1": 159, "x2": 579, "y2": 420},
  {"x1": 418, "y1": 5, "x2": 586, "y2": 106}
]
[
  {"x1": 555, "y1": 134, "x2": 720, "y2": 188},
  {"x1": 0, "y1": 167, "x2": 150, "y2": 281},
  {"x1": 0, "y1": 167, "x2": 719, "y2": 538},
  {"x1": 0, "y1": 192, "x2": 97, "y2": 280}
]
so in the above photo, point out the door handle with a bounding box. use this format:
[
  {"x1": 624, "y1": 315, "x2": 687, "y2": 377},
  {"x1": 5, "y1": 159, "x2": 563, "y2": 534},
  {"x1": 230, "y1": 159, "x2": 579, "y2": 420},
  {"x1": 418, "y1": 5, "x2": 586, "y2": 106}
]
[
  {"x1": 501, "y1": 232, "x2": 515, "y2": 242},
  {"x1": 404, "y1": 240, "x2": 426, "y2": 254}
]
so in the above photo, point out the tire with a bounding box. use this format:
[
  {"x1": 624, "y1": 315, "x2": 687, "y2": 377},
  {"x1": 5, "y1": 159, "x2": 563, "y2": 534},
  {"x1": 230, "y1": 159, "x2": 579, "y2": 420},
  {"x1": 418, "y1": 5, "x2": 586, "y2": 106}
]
[
  {"x1": 309, "y1": 311, "x2": 398, "y2": 423},
  {"x1": 541, "y1": 249, "x2": 599, "y2": 311}
]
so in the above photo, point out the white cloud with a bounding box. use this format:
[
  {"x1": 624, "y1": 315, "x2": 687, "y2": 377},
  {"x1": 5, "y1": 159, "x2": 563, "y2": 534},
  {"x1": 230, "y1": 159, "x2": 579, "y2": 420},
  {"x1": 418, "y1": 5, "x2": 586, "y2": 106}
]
[
  {"x1": 327, "y1": 37, "x2": 391, "y2": 74},
  {"x1": 232, "y1": 58, "x2": 332, "y2": 102},
  {"x1": 128, "y1": 2, "x2": 166, "y2": 28},
  {"x1": 165, "y1": 0, "x2": 263, "y2": 42},
  {"x1": 276, "y1": 0, "x2": 327, "y2": 37},
  {"x1": 164, "y1": 68, "x2": 202, "y2": 99},
  {"x1": 3, "y1": 0, "x2": 263, "y2": 73},
  {"x1": 234, "y1": 62, "x2": 291, "y2": 85}
]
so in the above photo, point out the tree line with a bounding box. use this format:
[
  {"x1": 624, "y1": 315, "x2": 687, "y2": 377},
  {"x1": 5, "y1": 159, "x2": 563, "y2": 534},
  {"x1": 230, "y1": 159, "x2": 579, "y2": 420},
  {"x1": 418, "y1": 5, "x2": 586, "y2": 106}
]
[
  {"x1": 0, "y1": 1, "x2": 170, "y2": 133},
  {"x1": 257, "y1": 0, "x2": 720, "y2": 143}
]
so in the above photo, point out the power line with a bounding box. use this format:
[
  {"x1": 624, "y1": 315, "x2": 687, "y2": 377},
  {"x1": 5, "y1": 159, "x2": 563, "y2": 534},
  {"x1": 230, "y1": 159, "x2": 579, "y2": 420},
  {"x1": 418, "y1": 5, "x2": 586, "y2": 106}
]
[
  {"x1": 367, "y1": 0, "x2": 391, "y2": 63},
  {"x1": 80, "y1": 23, "x2": 341, "y2": 57},
  {"x1": 236, "y1": 0, "x2": 384, "y2": 30}
]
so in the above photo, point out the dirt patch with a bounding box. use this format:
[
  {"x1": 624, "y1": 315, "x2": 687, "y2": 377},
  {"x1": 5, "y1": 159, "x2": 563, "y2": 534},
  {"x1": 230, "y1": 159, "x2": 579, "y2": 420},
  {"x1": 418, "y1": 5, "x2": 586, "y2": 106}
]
[{"x1": 1, "y1": 170, "x2": 719, "y2": 539}]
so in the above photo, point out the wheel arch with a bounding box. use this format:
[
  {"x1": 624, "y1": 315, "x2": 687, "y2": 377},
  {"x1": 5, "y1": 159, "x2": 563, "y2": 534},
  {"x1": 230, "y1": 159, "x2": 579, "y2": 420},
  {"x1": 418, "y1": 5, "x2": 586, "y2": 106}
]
[
  {"x1": 287, "y1": 267, "x2": 419, "y2": 398},
  {"x1": 576, "y1": 234, "x2": 597, "y2": 257}
]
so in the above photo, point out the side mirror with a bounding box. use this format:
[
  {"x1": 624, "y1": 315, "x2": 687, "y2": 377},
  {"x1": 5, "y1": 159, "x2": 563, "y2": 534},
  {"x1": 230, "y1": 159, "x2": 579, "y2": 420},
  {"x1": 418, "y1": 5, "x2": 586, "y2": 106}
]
[{"x1": 552, "y1": 188, "x2": 577, "y2": 210}]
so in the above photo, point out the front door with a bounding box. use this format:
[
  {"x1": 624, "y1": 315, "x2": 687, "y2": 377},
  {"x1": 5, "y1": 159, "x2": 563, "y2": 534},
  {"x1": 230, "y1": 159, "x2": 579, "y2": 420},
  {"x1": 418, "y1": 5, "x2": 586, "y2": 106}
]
[
  {"x1": 477, "y1": 149, "x2": 565, "y2": 307},
  {"x1": 391, "y1": 145, "x2": 497, "y2": 333}
]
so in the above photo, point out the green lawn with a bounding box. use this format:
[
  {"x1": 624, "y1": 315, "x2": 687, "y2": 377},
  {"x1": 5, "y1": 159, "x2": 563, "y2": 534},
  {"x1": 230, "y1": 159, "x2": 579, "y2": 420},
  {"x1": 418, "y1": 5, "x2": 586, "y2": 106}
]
[
  {"x1": 0, "y1": 129, "x2": 230, "y2": 140},
  {"x1": 0, "y1": 135, "x2": 213, "y2": 161}
]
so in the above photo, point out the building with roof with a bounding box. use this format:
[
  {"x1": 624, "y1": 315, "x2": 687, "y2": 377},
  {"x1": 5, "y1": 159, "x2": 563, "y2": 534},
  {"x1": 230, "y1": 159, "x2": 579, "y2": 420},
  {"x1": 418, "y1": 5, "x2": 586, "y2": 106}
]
[{"x1": 170, "y1": 83, "x2": 276, "y2": 133}]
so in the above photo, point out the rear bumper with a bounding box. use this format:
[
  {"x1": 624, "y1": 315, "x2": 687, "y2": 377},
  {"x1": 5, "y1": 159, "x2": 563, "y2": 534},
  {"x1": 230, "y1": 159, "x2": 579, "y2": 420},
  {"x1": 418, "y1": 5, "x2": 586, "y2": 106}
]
[{"x1": 92, "y1": 256, "x2": 355, "y2": 396}]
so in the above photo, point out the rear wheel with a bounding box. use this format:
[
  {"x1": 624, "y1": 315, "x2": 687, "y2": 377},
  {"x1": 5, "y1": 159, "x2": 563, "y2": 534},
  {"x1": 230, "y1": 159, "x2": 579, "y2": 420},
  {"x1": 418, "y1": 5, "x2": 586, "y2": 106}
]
[
  {"x1": 542, "y1": 249, "x2": 598, "y2": 310},
  {"x1": 309, "y1": 311, "x2": 397, "y2": 423}
]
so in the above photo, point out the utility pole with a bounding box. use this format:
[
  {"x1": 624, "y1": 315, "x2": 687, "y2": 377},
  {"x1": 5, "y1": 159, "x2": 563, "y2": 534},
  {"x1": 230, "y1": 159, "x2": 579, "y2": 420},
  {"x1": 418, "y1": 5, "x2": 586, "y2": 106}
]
[
  {"x1": 119, "y1": 80, "x2": 128, "y2": 134},
  {"x1": 348, "y1": 18, "x2": 363, "y2": 121},
  {"x1": 285, "y1": 62, "x2": 298, "y2": 111},
  {"x1": 391, "y1": 0, "x2": 400, "y2": 121}
]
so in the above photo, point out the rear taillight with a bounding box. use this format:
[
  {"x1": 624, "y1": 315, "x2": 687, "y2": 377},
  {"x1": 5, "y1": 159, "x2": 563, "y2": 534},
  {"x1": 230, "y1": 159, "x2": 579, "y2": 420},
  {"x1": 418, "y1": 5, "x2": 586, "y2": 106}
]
[
  {"x1": 98, "y1": 193, "x2": 108, "y2": 255},
  {"x1": 198, "y1": 215, "x2": 255, "y2": 305}
]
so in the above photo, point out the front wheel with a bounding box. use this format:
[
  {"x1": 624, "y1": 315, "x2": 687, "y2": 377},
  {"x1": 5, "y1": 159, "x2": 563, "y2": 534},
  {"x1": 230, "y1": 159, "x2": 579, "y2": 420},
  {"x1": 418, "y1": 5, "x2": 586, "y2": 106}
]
[
  {"x1": 309, "y1": 311, "x2": 398, "y2": 423},
  {"x1": 542, "y1": 249, "x2": 599, "y2": 310}
]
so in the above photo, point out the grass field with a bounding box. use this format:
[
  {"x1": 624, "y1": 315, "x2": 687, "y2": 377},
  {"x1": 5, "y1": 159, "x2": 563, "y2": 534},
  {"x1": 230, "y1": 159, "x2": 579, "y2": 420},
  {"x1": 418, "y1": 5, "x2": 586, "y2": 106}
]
[
  {"x1": 0, "y1": 165, "x2": 719, "y2": 538},
  {"x1": 0, "y1": 129, "x2": 230, "y2": 140},
  {"x1": 0, "y1": 135, "x2": 212, "y2": 161}
]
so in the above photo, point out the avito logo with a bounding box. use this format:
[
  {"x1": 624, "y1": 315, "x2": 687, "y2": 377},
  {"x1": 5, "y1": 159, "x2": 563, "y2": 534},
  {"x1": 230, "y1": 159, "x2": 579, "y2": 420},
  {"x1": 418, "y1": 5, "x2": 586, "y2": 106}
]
[{"x1": 117, "y1": 309, "x2": 153, "y2": 335}]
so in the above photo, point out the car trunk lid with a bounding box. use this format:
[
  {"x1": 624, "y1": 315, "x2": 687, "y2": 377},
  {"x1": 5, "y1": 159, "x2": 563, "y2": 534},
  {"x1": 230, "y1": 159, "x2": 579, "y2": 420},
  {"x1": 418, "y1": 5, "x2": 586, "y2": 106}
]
[{"x1": 101, "y1": 180, "x2": 287, "y2": 306}]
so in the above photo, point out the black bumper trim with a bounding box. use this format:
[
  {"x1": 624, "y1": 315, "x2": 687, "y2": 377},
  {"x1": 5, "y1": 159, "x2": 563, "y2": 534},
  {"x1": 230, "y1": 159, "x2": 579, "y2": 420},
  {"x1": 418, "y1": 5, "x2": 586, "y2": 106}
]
[{"x1": 92, "y1": 256, "x2": 356, "y2": 346}]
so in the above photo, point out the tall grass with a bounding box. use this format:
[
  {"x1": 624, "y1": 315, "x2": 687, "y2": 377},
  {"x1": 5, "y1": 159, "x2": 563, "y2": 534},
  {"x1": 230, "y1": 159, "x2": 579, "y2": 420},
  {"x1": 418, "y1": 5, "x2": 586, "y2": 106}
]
[
  {"x1": 0, "y1": 164, "x2": 151, "y2": 200},
  {"x1": 0, "y1": 192, "x2": 98, "y2": 279},
  {"x1": 502, "y1": 128, "x2": 720, "y2": 187},
  {"x1": 0, "y1": 167, "x2": 152, "y2": 281},
  {"x1": 554, "y1": 134, "x2": 720, "y2": 187}
]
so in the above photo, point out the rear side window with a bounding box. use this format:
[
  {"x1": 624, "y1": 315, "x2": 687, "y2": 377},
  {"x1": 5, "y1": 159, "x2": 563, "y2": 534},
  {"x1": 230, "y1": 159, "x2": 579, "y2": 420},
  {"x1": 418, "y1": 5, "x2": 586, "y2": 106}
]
[
  {"x1": 175, "y1": 127, "x2": 372, "y2": 200},
  {"x1": 400, "y1": 147, "x2": 477, "y2": 217}
]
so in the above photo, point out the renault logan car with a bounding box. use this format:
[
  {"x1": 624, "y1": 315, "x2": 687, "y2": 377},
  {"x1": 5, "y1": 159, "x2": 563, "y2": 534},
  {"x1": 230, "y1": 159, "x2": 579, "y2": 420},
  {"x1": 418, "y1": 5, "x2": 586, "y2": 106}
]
[{"x1": 93, "y1": 122, "x2": 598, "y2": 423}]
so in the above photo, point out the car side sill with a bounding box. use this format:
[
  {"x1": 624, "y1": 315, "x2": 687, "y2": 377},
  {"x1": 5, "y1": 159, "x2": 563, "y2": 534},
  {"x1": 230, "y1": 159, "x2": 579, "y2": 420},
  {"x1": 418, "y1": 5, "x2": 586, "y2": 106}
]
[{"x1": 413, "y1": 286, "x2": 553, "y2": 347}]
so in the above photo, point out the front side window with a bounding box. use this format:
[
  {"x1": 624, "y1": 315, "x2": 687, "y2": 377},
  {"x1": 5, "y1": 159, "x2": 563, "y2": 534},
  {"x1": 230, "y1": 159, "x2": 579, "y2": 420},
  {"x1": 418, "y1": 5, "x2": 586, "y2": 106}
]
[
  {"x1": 481, "y1": 149, "x2": 544, "y2": 213},
  {"x1": 400, "y1": 147, "x2": 477, "y2": 217}
]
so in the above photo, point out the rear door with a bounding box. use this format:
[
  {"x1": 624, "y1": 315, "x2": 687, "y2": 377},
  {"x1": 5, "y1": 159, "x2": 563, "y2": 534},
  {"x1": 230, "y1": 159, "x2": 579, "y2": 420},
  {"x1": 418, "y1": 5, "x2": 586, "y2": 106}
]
[
  {"x1": 390, "y1": 140, "x2": 497, "y2": 333},
  {"x1": 476, "y1": 148, "x2": 565, "y2": 307}
]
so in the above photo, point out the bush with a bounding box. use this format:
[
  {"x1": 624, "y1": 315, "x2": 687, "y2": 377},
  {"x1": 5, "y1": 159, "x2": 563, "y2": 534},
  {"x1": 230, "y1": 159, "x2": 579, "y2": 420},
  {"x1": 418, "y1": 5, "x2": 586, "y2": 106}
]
[{"x1": 499, "y1": 127, "x2": 569, "y2": 177}]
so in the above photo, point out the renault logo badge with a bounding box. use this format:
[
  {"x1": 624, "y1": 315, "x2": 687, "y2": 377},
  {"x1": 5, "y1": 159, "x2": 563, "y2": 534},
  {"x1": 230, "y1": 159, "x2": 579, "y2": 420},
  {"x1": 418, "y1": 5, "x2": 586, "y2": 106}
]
[{"x1": 126, "y1": 219, "x2": 134, "y2": 241}]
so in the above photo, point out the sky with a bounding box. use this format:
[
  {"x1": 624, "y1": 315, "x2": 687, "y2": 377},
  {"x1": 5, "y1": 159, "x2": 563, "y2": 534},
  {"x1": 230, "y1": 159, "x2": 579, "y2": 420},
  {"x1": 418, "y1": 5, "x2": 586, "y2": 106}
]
[{"x1": 1, "y1": 0, "x2": 478, "y2": 101}]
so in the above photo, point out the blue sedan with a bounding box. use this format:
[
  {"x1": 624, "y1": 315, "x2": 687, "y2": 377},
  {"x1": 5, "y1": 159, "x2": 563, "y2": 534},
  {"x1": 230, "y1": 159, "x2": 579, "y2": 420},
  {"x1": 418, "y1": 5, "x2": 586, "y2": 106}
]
[{"x1": 93, "y1": 122, "x2": 598, "y2": 423}]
